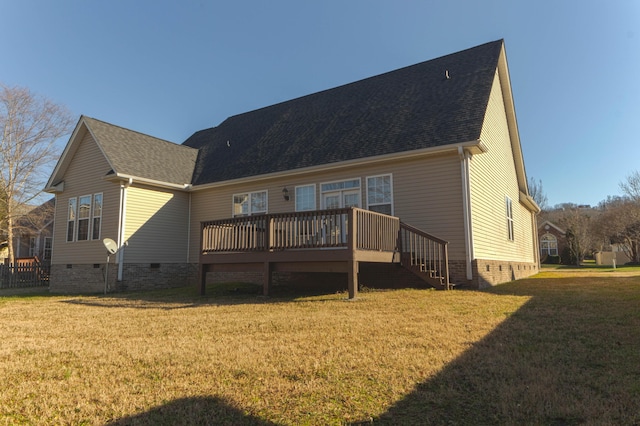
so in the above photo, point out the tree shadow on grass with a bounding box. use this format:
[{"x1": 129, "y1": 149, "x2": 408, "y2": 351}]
[
  {"x1": 363, "y1": 276, "x2": 640, "y2": 425},
  {"x1": 107, "y1": 396, "x2": 278, "y2": 426}
]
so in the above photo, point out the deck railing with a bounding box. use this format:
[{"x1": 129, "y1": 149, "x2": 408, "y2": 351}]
[
  {"x1": 201, "y1": 207, "x2": 400, "y2": 254},
  {"x1": 201, "y1": 208, "x2": 449, "y2": 288}
]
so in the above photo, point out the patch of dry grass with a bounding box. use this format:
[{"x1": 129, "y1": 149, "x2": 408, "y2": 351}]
[{"x1": 1, "y1": 269, "x2": 639, "y2": 425}]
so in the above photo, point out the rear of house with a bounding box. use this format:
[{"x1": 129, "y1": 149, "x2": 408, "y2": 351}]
[{"x1": 45, "y1": 39, "x2": 539, "y2": 294}]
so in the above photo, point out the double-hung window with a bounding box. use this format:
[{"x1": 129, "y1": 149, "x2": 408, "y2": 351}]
[
  {"x1": 295, "y1": 185, "x2": 316, "y2": 211},
  {"x1": 43, "y1": 237, "x2": 52, "y2": 260},
  {"x1": 367, "y1": 174, "x2": 393, "y2": 215},
  {"x1": 506, "y1": 196, "x2": 514, "y2": 241},
  {"x1": 233, "y1": 191, "x2": 267, "y2": 217},
  {"x1": 77, "y1": 195, "x2": 91, "y2": 241},
  {"x1": 92, "y1": 193, "x2": 103, "y2": 240},
  {"x1": 67, "y1": 198, "x2": 77, "y2": 242}
]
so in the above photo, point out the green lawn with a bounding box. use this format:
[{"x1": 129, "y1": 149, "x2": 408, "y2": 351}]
[{"x1": 1, "y1": 267, "x2": 639, "y2": 425}]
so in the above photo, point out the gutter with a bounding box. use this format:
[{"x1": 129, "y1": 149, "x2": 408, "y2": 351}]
[{"x1": 191, "y1": 140, "x2": 488, "y2": 192}]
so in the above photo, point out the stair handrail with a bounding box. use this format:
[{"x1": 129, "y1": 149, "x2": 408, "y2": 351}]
[{"x1": 399, "y1": 222, "x2": 451, "y2": 290}]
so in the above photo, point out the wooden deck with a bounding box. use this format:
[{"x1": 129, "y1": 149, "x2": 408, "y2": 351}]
[{"x1": 199, "y1": 207, "x2": 449, "y2": 298}]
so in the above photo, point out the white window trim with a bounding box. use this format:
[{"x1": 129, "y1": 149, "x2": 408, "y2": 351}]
[
  {"x1": 76, "y1": 194, "x2": 92, "y2": 241},
  {"x1": 506, "y1": 196, "x2": 514, "y2": 242},
  {"x1": 232, "y1": 190, "x2": 268, "y2": 217},
  {"x1": 294, "y1": 184, "x2": 316, "y2": 212},
  {"x1": 92, "y1": 193, "x2": 103, "y2": 240},
  {"x1": 366, "y1": 173, "x2": 394, "y2": 216},
  {"x1": 67, "y1": 197, "x2": 77, "y2": 242},
  {"x1": 43, "y1": 237, "x2": 52, "y2": 261},
  {"x1": 319, "y1": 178, "x2": 361, "y2": 209}
]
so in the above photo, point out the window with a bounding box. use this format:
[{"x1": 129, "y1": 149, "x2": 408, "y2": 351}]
[
  {"x1": 295, "y1": 185, "x2": 316, "y2": 211},
  {"x1": 67, "y1": 193, "x2": 104, "y2": 243},
  {"x1": 43, "y1": 237, "x2": 52, "y2": 261},
  {"x1": 29, "y1": 237, "x2": 36, "y2": 257},
  {"x1": 540, "y1": 234, "x2": 558, "y2": 256},
  {"x1": 506, "y1": 196, "x2": 514, "y2": 241},
  {"x1": 77, "y1": 195, "x2": 91, "y2": 241},
  {"x1": 92, "y1": 193, "x2": 103, "y2": 240},
  {"x1": 367, "y1": 174, "x2": 393, "y2": 215},
  {"x1": 233, "y1": 191, "x2": 267, "y2": 217},
  {"x1": 320, "y1": 179, "x2": 361, "y2": 209},
  {"x1": 67, "y1": 198, "x2": 77, "y2": 242}
]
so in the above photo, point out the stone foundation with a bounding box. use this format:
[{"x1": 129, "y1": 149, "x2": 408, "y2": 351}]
[{"x1": 49, "y1": 263, "x2": 198, "y2": 294}]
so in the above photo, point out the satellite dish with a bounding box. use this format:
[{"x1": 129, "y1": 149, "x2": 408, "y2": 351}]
[{"x1": 103, "y1": 238, "x2": 118, "y2": 255}]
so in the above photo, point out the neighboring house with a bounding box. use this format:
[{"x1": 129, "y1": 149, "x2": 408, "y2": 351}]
[
  {"x1": 538, "y1": 220, "x2": 566, "y2": 263},
  {"x1": 45, "y1": 39, "x2": 540, "y2": 295},
  {"x1": 5, "y1": 198, "x2": 55, "y2": 262}
]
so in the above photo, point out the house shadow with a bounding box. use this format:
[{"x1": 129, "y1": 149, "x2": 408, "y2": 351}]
[
  {"x1": 106, "y1": 396, "x2": 278, "y2": 425},
  {"x1": 358, "y1": 276, "x2": 640, "y2": 425}
]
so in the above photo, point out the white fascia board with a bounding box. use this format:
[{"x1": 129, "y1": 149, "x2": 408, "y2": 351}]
[{"x1": 104, "y1": 173, "x2": 191, "y2": 191}]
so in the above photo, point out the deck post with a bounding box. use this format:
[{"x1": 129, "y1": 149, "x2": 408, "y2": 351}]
[
  {"x1": 347, "y1": 208, "x2": 358, "y2": 299},
  {"x1": 348, "y1": 260, "x2": 358, "y2": 299},
  {"x1": 199, "y1": 263, "x2": 208, "y2": 296},
  {"x1": 263, "y1": 262, "x2": 272, "y2": 296}
]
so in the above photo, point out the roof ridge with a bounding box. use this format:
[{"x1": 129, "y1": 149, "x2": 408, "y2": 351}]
[{"x1": 220, "y1": 39, "x2": 504, "y2": 123}]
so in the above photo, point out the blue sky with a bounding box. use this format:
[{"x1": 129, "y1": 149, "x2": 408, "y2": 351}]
[{"x1": 2, "y1": 0, "x2": 639, "y2": 207}]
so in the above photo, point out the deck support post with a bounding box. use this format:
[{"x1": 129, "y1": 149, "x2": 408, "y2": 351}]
[
  {"x1": 347, "y1": 260, "x2": 358, "y2": 299},
  {"x1": 347, "y1": 208, "x2": 359, "y2": 299},
  {"x1": 199, "y1": 264, "x2": 208, "y2": 296},
  {"x1": 263, "y1": 262, "x2": 272, "y2": 296}
]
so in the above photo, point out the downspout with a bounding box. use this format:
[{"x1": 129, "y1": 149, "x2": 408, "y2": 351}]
[
  {"x1": 186, "y1": 191, "x2": 191, "y2": 264},
  {"x1": 116, "y1": 178, "x2": 132, "y2": 281},
  {"x1": 458, "y1": 147, "x2": 474, "y2": 281}
]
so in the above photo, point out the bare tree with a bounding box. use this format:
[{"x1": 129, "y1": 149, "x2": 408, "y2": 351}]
[
  {"x1": 557, "y1": 208, "x2": 598, "y2": 265},
  {"x1": 596, "y1": 196, "x2": 640, "y2": 264},
  {"x1": 527, "y1": 177, "x2": 548, "y2": 211},
  {"x1": 0, "y1": 84, "x2": 73, "y2": 263},
  {"x1": 620, "y1": 170, "x2": 640, "y2": 202}
]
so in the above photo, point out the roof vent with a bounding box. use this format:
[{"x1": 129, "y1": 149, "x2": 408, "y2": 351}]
[{"x1": 445, "y1": 70, "x2": 450, "y2": 79}]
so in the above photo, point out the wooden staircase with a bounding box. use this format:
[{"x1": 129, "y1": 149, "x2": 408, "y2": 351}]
[{"x1": 398, "y1": 223, "x2": 451, "y2": 289}]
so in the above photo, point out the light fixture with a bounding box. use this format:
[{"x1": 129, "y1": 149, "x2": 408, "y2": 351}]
[{"x1": 282, "y1": 187, "x2": 290, "y2": 201}]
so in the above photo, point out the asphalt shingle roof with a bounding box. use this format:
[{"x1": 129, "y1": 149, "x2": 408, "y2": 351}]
[
  {"x1": 84, "y1": 117, "x2": 198, "y2": 185},
  {"x1": 183, "y1": 40, "x2": 503, "y2": 186}
]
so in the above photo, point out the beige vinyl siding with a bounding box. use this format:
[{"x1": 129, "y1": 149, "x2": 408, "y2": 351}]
[
  {"x1": 471, "y1": 70, "x2": 535, "y2": 262},
  {"x1": 51, "y1": 130, "x2": 120, "y2": 264},
  {"x1": 189, "y1": 152, "x2": 466, "y2": 263},
  {"x1": 123, "y1": 185, "x2": 190, "y2": 263}
]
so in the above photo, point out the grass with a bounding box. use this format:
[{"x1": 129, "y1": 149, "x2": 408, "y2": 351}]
[{"x1": 1, "y1": 268, "x2": 639, "y2": 425}]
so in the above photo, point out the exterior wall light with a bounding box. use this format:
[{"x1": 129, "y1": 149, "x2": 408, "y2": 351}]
[{"x1": 282, "y1": 187, "x2": 290, "y2": 201}]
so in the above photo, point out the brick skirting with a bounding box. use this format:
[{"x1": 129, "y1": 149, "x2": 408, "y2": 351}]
[{"x1": 49, "y1": 263, "x2": 198, "y2": 294}]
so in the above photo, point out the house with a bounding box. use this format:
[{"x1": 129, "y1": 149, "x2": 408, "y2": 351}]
[
  {"x1": 538, "y1": 220, "x2": 566, "y2": 263},
  {"x1": 44, "y1": 39, "x2": 540, "y2": 295},
  {"x1": 1, "y1": 198, "x2": 54, "y2": 263},
  {"x1": 12, "y1": 198, "x2": 55, "y2": 262}
]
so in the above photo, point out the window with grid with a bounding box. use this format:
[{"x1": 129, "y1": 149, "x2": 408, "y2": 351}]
[
  {"x1": 295, "y1": 185, "x2": 316, "y2": 211},
  {"x1": 540, "y1": 234, "x2": 558, "y2": 256},
  {"x1": 506, "y1": 196, "x2": 514, "y2": 241},
  {"x1": 233, "y1": 191, "x2": 267, "y2": 216},
  {"x1": 367, "y1": 174, "x2": 393, "y2": 215}
]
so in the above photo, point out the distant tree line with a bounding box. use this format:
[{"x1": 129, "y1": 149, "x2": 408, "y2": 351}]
[{"x1": 531, "y1": 172, "x2": 640, "y2": 265}]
